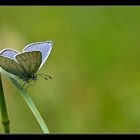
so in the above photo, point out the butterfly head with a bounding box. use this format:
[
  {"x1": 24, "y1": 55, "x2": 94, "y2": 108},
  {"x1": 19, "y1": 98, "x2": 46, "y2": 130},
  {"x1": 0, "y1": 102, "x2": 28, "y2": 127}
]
[
  {"x1": 21, "y1": 74, "x2": 38, "y2": 83},
  {"x1": 32, "y1": 74, "x2": 38, "y2": 81}
]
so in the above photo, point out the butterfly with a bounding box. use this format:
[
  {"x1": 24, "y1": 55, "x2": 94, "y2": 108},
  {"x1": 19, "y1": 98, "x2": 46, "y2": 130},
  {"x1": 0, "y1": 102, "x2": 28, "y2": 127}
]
[{"x1": 0, "y1": 41, "x2": 53, "y2": 83}]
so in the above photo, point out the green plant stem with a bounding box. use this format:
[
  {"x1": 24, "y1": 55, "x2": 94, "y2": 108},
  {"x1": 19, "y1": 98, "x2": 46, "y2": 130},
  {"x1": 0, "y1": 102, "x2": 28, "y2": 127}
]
[
  {"x1": 0, "y1": 74, "x2": 10, "y2": 133},
  {"x1": 10, "y1": 77, "x2": 49, "y2": 133}
]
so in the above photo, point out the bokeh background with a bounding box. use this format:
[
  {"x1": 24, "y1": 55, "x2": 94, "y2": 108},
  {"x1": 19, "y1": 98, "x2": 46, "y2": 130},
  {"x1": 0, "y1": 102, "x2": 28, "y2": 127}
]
[{"x1": 0, "y1": 6, "x2": 140, "y2": 133}]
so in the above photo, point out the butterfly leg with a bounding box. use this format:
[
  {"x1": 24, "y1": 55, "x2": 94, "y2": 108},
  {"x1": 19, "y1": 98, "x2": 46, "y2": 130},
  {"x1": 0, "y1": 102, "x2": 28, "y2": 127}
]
[
  {"x1": 29, "y1": 79, "x2": 36, "y2": 86},
  {"x1": 22, "y1": 81, "x2": 29, "y2": 91},
  {"x1": 25, "y1": 84, "x2": 30, "y2": 91},
  {"x1": 22, "y1": 81, "x2": 26, "y2": 87}
]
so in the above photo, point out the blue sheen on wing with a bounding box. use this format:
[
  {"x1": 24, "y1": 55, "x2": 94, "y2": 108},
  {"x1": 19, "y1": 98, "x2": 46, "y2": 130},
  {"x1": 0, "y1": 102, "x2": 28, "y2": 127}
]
[
  {"x1": 0, "y1": 49, "x2": 20, "y2": 61},
  {"x1": 23, "y1": 41, "x2": 53, "y2": 69}
]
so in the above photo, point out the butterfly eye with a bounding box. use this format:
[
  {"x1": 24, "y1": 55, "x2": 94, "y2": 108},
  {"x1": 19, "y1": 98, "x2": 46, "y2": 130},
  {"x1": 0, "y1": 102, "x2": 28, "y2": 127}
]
[{"x1": 32, "y1": 75, "x2": 37, "y2": 80}]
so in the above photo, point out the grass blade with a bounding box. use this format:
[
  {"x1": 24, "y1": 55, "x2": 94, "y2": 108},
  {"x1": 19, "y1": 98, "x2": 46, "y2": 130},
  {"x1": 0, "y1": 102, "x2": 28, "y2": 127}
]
[
  {"x1": 0, "y1": 74, "x2": 10, "y2": 133},
  {"x1": 9, "y1": 77, "x2": 49, "y2": 133}
]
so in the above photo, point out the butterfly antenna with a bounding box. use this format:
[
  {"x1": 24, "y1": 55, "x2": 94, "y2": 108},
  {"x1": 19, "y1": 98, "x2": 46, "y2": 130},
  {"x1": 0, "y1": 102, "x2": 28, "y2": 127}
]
[{"x1": 37, "y1": 73, "x2": 52, "y2": 80}]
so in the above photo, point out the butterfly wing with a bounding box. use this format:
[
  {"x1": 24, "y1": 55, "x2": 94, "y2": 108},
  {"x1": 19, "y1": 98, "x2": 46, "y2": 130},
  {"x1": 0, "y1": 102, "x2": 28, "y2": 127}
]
[
  {"x1": 23, "y1": 41, "x2": 53, "y2": 69},
  {"x1": 15, "y1": 51, "x2": 42, "y2": 76},
  {"x1": 0, "y1": 55, "x2": 25, "y2": 77},
  {"x1": 0, "y1": 48, "x2": 20, "y2": 61}
]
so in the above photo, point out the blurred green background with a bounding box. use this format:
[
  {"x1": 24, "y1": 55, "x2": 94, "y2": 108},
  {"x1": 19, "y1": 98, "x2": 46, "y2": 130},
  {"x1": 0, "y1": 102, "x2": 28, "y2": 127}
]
[{"x1": 0, "y1": 6, "x2": 140, "y2": 133}]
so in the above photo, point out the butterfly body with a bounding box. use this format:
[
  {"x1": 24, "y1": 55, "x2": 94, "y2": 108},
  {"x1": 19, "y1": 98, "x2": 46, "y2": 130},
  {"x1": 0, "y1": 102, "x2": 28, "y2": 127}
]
[
  {"x1": 0, "y1": 41, "x2": 53, "y2": 83},
  {"x1": 21, "y1": 74, "x2": 38, "y2": 83}
]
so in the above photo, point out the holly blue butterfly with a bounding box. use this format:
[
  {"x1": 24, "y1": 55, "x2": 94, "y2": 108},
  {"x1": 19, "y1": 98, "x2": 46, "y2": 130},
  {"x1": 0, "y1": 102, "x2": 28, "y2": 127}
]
[{"x1": 0, "y1": 41, "x2": 53, "y2": 83}]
